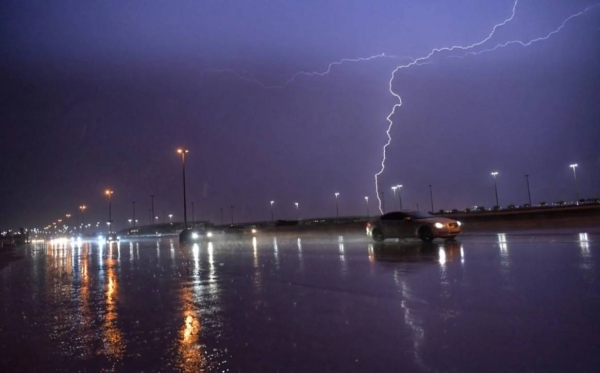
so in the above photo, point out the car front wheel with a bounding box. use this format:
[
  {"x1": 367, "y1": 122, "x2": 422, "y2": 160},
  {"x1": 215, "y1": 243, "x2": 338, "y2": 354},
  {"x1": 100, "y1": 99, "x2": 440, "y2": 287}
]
[
  {"x1": 372, "y1": 229, "x2": 384, "y2": 242},
  {"x1": 419, "y1": 227, "x2": 434, "y2": 242}
]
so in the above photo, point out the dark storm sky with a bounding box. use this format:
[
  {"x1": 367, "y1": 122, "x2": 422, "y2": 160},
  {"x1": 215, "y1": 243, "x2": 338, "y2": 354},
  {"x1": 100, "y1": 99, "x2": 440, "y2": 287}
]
[{"x1": 1, "y1": 0, "x2": 599, "y2": 229}]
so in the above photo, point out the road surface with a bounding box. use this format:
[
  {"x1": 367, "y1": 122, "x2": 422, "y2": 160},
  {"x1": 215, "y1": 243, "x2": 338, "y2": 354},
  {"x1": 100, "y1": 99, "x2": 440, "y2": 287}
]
[{"x1": 1, "y1": 231, "x2": 599, "y2": 372}]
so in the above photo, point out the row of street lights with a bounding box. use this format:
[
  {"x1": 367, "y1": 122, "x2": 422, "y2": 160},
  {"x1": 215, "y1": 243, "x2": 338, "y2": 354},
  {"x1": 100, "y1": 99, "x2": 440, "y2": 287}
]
[
  {"x1": 490, "y1": 163, "x2": 581, "y2": 207},
  {"x1": 75, "y1": 158, "x2": 585, "y2": 235}
]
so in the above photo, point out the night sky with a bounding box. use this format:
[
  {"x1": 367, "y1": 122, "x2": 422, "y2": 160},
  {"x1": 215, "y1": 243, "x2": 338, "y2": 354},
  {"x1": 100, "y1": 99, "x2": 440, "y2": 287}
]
[{"x1": 1, "y1": 0, "x2": 599, "y2": 230}]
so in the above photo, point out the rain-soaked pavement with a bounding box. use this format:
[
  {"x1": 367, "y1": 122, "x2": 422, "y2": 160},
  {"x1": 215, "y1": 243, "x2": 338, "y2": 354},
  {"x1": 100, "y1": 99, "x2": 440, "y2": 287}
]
[{"x1": 1, "y1": 231, "x2": 599, "y2": 372}]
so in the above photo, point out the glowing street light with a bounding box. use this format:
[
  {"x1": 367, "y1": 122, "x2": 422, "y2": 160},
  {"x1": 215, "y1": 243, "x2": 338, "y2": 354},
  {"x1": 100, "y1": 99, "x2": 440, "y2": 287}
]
[
  {"x1": 128, "y1": 219, "x2": 132, "y2": 226},
  {"x1": 364, "y1": 196, "x2": 370, "y2": 217},
  {"x1": 395, "y1": 185, "x2": 403, "y2": 211},
  {"x1": 132, "y1": 201, "x2": 136, "y2": 228},
  {"x1": 294, "y1": 202, "x2": 299, "y2": 220},
  {"x1": 270, "y1": 201, "x2": 275, "y2": 222},
  {"x1": 150, "y1": 195, "x2": 155, "y2": 224},
  {"x1": 334, "y1": 193, "x2": 340, "y2": 220},
  {"x1": 570, "y1": 164, "x2": 579, "y2": 203},
  {"x1": 105, "y1": 189, "x2": 114, "y2": 232},
  {"x1": 177, "y1": 148, "x2": 190, "y2": 229},
  {"x1": 491, "y1": 172, "x2": 499, "y2": 208},
  {"x1": 169, "y1": 214, "x2": 173, "y2": 222}
]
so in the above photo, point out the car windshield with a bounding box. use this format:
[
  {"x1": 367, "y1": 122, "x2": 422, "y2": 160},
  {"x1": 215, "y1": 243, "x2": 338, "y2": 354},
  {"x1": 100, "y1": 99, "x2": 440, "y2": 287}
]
[{"x1": 407, "y1": 211, "x2": 434, "y2": 219}]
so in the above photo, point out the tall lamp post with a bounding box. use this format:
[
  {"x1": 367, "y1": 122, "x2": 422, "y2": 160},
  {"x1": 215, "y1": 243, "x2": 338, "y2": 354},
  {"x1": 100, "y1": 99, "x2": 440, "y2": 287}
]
[
  {"x1": 132, "y1": 201, "x2": 136, "y2": 227},
  {"x1": 365, "y1": 196, "x2": 370, "y2": 217},
  {"x1": 396, "y1": 185, "x2": 403, "y2": 211},
  {"x1": 391, "y1": 186, "x2": 397, "y2": 210},
  {"x1": 230, "y1": 205, "x2": 234, "y2": 225},
  {"x1": 525, "y1": 175, "x2": 532, "y2": 207},
  {"x1": 105, "y1": 190, "x2": 113, "y2": 232},
  {"x1": 295, "y1": 202, "x2": 299, "y2": 220},
  {"x1": 570, "y1": 164, "x2": 579, "y2": 203},
  {"x1": 429, "y1": 185, "x2": 434, "y2": 213},
  {"x1": 150, "y1": 195, "x2": 155, "y2": 225},
  {"x1": 491, "y1": 172, "x2": 499, "y2": 208},
  {"x1": 334, "y1": 193, "x2": 340, "y2": 220},
  {"x1": 270, "y1": 201, "x2": 275, "y2": 222},
  {"x1": 79, "y1": 205, "x2": 86, "y2": 234},
  {"x1": 177, "y1": 148, "x2": 189, "y2": 229}
]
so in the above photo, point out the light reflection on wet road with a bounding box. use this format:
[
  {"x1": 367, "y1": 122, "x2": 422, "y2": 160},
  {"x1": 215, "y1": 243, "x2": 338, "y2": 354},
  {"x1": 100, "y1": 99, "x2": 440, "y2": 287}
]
[{"x1": 1, "y1": 232, "x2": 599, "y2": 372}]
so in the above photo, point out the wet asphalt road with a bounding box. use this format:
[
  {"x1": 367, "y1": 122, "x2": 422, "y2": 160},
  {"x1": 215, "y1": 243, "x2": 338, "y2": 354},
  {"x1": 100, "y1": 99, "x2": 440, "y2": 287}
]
[{"x1": 1, "y1": 231, "x2": 599, "y2": 372}]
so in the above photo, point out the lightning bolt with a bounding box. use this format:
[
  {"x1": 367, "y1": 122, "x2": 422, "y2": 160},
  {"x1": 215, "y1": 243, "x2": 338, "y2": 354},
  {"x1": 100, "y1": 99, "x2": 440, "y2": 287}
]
[
  {"x1": 451, "y1": 3, "x2": 600, "y2": 60},
  {"x1": 374, "y1": 0, "x2": 520, "y2": 214},
  {"x1": 204, "y1": 53, "x2": 411, "y2": 89}
]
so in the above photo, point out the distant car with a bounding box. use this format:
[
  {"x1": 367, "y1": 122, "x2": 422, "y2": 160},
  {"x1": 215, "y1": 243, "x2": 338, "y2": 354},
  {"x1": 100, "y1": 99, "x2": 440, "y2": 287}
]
[
  {"x1": 366, "y1": 211, "x2": 462, "y2": 242},
  {"x1": 179, "y1": 227, "x2": 214, "y2": 243},
  {"x1": 106, "y1": 233, "x2": 120, "y2": 242},
  {"x1": 223, "y1": 225, "x2": 258, "y2": 237}
]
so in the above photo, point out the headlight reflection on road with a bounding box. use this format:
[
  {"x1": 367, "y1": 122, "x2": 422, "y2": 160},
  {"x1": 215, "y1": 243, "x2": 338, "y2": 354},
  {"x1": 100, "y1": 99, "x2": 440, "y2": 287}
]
[
  {"x1": 579, "y1": 233, "x2": 590, "y2": 254},
  {"x1": 498, "y1": 233, "x2": 508, "y2": 252}
]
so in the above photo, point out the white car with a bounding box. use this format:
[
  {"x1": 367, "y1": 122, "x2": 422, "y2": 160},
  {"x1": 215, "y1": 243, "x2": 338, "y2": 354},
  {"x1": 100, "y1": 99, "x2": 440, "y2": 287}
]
[{"x1": 366, "y1": 211, "x2": 461, "y2": 242}]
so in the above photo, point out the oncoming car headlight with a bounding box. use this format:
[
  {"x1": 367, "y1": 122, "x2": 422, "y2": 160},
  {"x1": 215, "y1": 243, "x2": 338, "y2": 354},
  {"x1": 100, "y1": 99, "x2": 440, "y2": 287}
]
[
  {"x1": 251, "y1": 229, "x2": 257, "y2": 234},
  {"x1": 191, "y1": 232, "x2": 199, "y2": 239},
  {"x1": 434, "y1": 222, "x2": 445, "y2": 229},
  {"x1": 207, "y1": 232, "x2": 213, "y2": 238},
  {"x1": 457, "y1": 221, "x2": 462, "y2": 227}
]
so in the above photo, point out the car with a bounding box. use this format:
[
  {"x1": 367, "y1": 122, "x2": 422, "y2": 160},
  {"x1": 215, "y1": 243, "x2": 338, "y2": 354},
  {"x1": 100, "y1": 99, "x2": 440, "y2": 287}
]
[
  {"x1": 179, "y1": 227, "x2": 214, "y2": 243},
  {"x1": 366, "y1": 211, "x2": 461, "y2": 242},
  {"x1": 223, "y1": 225, "x2": 259, "y2": 237},
  {"x1": 106, "y1": 233, "x2": 120, "y2": 242}
]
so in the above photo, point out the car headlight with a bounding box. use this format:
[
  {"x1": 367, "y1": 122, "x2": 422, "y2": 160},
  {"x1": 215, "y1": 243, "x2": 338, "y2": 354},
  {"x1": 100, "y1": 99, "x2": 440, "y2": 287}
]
[
  {"x1": 191, "y1": 232, "x2": 199, "y2": 239},
  {"x1": 434, "y1": 222, "x2": 445, "y2": 229},
  {"x1": 251, "y1": 229, "x2": 257, "y2": 234},
  {"x1": 207, "y1": 232, "x2": 213, "y2": 238},
  {"x1": 457, "y1": 221, "x2": 462, "y2": 226}
]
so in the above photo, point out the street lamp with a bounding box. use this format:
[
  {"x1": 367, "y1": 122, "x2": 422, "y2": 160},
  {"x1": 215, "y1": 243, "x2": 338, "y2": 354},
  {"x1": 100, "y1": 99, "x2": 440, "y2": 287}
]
[
  {"x1": 150, "y1": 195, "x2": 155, "y2": 224},
  {"x1": 295, "y1": 202, "x2": 299, "y2": 220},
  {"x1": 177, "y1": 148, "x2": 190, "y2": 229},
  {"x1": 570, "y1": 164, "x2": 579, "y2": 203},
  {"x1": 128, "y1": 219, "x2": 132, "y2": 226},
  {"x1": 105, "y1": 190, "x2": 113, "y2": 232},
  {"x1": 334, "y1": 193, "x2": 340, "y2": 220},
  {"x1": 525, "y1": 175, "x2": 532, "y2": 207},
  {"x1": 491, "y1": 172, "x2": 499, "y2": 208},
  {"x1": 270, "y1": 201, "x2": 275, "y2": 222},
  {"x1": 396, "y1": 185, "x2": 403, "y2": 211},
  {"x1": 429, "y1": 185, "x2": 434, "y2": 213},
  {"x1": 132, "y1": 201, "x2": 136, "y2": 227},
  {"x1": 364, "y1": 196, "x2": 370, "y2": 217},
  {"x1": 169, "y1": 214, "x2": 173, "y2": 222}
]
